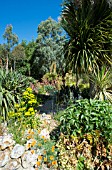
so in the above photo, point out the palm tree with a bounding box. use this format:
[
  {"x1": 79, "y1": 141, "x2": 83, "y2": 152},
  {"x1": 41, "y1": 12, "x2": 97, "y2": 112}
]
[{"x1": 61, "y1": 0, "x2": 112, "y2": 77}]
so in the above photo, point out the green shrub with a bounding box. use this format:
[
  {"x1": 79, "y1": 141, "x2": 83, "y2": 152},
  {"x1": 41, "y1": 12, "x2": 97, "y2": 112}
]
[
  {"x1": 0, "y1": 69, "x2": 15, "y2": 121},
  {"x1": 44, "y1": 84, "x2": 57, "y2": 95},
  {"x1": 56, "y1": 99, "x2": 112, "y2": 169},
  {"x1": 1, "y1": 70, "x2": 36, "y2": 97},
  {"x1": 59, "y1": 99, "x2": 112, "y2": 143}
]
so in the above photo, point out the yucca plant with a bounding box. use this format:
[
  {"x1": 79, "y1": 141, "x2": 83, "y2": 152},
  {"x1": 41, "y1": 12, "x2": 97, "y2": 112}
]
[{"x1": 89, "y1": 66, "x2": 112, "y2": 102}]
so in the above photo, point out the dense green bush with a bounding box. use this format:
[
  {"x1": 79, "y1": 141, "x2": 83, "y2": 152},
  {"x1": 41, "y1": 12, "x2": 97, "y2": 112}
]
[
  {"x1": 59, "y1": 99, "x2": 112, "y2": 143},
  {"x1": 56, "y1": 99, "x2": 112, "y2": 169}
]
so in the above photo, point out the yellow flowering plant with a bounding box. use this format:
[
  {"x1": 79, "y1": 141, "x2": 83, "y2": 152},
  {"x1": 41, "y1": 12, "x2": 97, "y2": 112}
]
[
  {"x1": 7, "y1": 87, "x2": 41, "y2": 144},
  {"x1": 9, "y1": 87, "x2": 39, "y2": 119}
]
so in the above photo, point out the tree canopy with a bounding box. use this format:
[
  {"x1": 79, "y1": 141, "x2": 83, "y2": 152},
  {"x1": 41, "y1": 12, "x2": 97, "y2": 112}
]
[{"x1": 30, "y1": 17, "x2": 66, "y2": 79}]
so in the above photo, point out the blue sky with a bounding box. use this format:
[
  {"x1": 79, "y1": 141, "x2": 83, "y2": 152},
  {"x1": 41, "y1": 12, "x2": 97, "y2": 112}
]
[{"x1": 0, "y1": 0, "x2": 62, "y2": 44}]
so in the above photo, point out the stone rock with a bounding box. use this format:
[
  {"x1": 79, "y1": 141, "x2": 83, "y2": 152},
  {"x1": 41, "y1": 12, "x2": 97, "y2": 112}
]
[
  {"x1": 3, "y1": 159, "x2": 21, "y2": 170},
  {"x1": 21, "y1": 150, "x2": 38, "y2": 168},
  {"x1": 0, "y1": 134, "x2": 15, "y2": 150},
  {"x1": 11, "y1": 144, "x2": 25, "y2": 159},
  {"x1": 26, "y1": 168, "x2": 35, "y2": 170},
  {"x1": 0, "y1": 150, "x2": 10, "y2": 167},
  {"x1": 16, "y1": 166, "x2": 24, "y2": 170},
  {"x1": 18, "y1": 166, "x2": 35, "y2": 170},
  {"x1": 39, "y1": 128, "x2": 50, "y2": 139},
  {"x1": 40, "y1": 113, "x2": 52, "y2": 120}
]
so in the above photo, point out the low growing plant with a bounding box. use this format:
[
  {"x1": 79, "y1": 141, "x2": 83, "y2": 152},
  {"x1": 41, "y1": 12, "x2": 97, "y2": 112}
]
[
  {"x1": 23, "y1": 128, "x2": 58, "y2": 169},
  {"x1": 9, "y1": 87, "x2": 38, "y2": 115},
  {"x1": 34, "y1": 133, "x2": 58, "y2": 169}
]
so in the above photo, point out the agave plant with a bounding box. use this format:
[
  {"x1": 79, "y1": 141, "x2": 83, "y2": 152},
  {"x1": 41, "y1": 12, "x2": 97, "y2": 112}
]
[
  {"x1": 89, "y1": 66, "x2": 112, "y2": 102},
  {"x1": 0, "y1": 69, "x2": 15, "y2": 121},
  {"x1": 0, "y1": 68, "x2": 36, "y2": 121},
  {"x1": 0, "y1": 87, "x2": 15, "y2": 121},
  {"x1": 2, "y1": 70, "x2": 35, "y2": 95}
]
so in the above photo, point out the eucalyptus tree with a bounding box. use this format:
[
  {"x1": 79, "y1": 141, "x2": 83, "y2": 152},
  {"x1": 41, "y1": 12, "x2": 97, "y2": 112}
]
[
  {"x1": 11, "y1": 44, "x2": 26, "y2": 71},
  {"x1": 30, "y1": 17, "x2": 66, "y2": 79},
  {"x1": 0, "y1": 44, "x2": 7, "y2": 68},
  {"x1": 3, "y1": 24, "x2": 18, "y2": 72},
  {"x1": 10, "y1": 39, "x2": 36, "y2": 75},
  {"x1": 20, "y1": 39, "x2": 37, "y2": 75}
]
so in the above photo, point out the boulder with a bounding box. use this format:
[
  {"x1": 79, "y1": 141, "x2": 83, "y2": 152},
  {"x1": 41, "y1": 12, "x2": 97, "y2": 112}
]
[
  {"x1": 11, "y1": 144, "x2": 25, "y2": 159},
  {"x1": 3, "y1": 159, "x2": 21, "y2": 170},
  {"x1": 0, "y1": 149, "x2": 10, "y2": 167},
  {"x1": 0, "y1": 134, "x2": 15, "y2": 150},
  {"x1": 21, "y1": 150, "x2": 38, "y2": 168}
]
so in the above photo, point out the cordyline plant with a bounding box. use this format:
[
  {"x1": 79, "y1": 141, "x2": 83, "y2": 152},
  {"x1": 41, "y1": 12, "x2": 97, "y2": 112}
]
[
  {"x1": 61, "y1": 0, "x2": 112, "y2": 98},
  {"x1": 61, "y1": 0, "x2": 112, "y2": 73}
]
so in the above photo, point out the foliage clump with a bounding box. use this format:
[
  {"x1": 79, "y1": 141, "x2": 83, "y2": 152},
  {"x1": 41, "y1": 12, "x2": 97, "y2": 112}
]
[
  {"x1": 56, "y1": 99, "x2": 112, "y2": 169},
  {"x1": 60, "y1": 99, "x2": 112, "y2": 141},
  {"x1": 0, "y1": 69, "x2": 35, "y2": 121}
]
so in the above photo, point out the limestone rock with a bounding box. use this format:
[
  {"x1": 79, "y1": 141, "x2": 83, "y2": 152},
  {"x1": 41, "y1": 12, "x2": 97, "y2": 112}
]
[
  {"x1": 16, "y1": 166, "x2": 24, "y2": 170},
  {"x1": 18, "y1": 166, "x2": 35, "y2": 170},
  {"x1": 0, "y1": 150, "x2": 10, "y2": 167},
  {"x1": 0, "y1": 134, "x2": 15, "y2": 150},
  {"x1": 21, "y1": 150, "x2": 38, "y2": 168},
  {"x1": 11, "y1": 144, "x2": 25, "y2": 158},
  {"x1": 3, "y1": 159, "x2": 21, "y2": 170}
]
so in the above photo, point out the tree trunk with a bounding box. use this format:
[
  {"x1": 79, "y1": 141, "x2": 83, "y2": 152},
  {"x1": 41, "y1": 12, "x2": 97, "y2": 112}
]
[
  {"x1": 6, "y1": 54, "x2": 9, "y2": 73},
  {"x1": 89, "y1": 79, "x2": 96, "y2": 99},
  {"x1": 14, "y1": 60, "x2": 16, "y2": 71}
]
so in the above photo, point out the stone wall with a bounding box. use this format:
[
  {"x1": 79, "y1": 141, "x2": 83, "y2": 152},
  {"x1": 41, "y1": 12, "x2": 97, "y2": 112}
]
[{"x1": 0, "y1": 115, "x2": 55, "y2": 170}]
